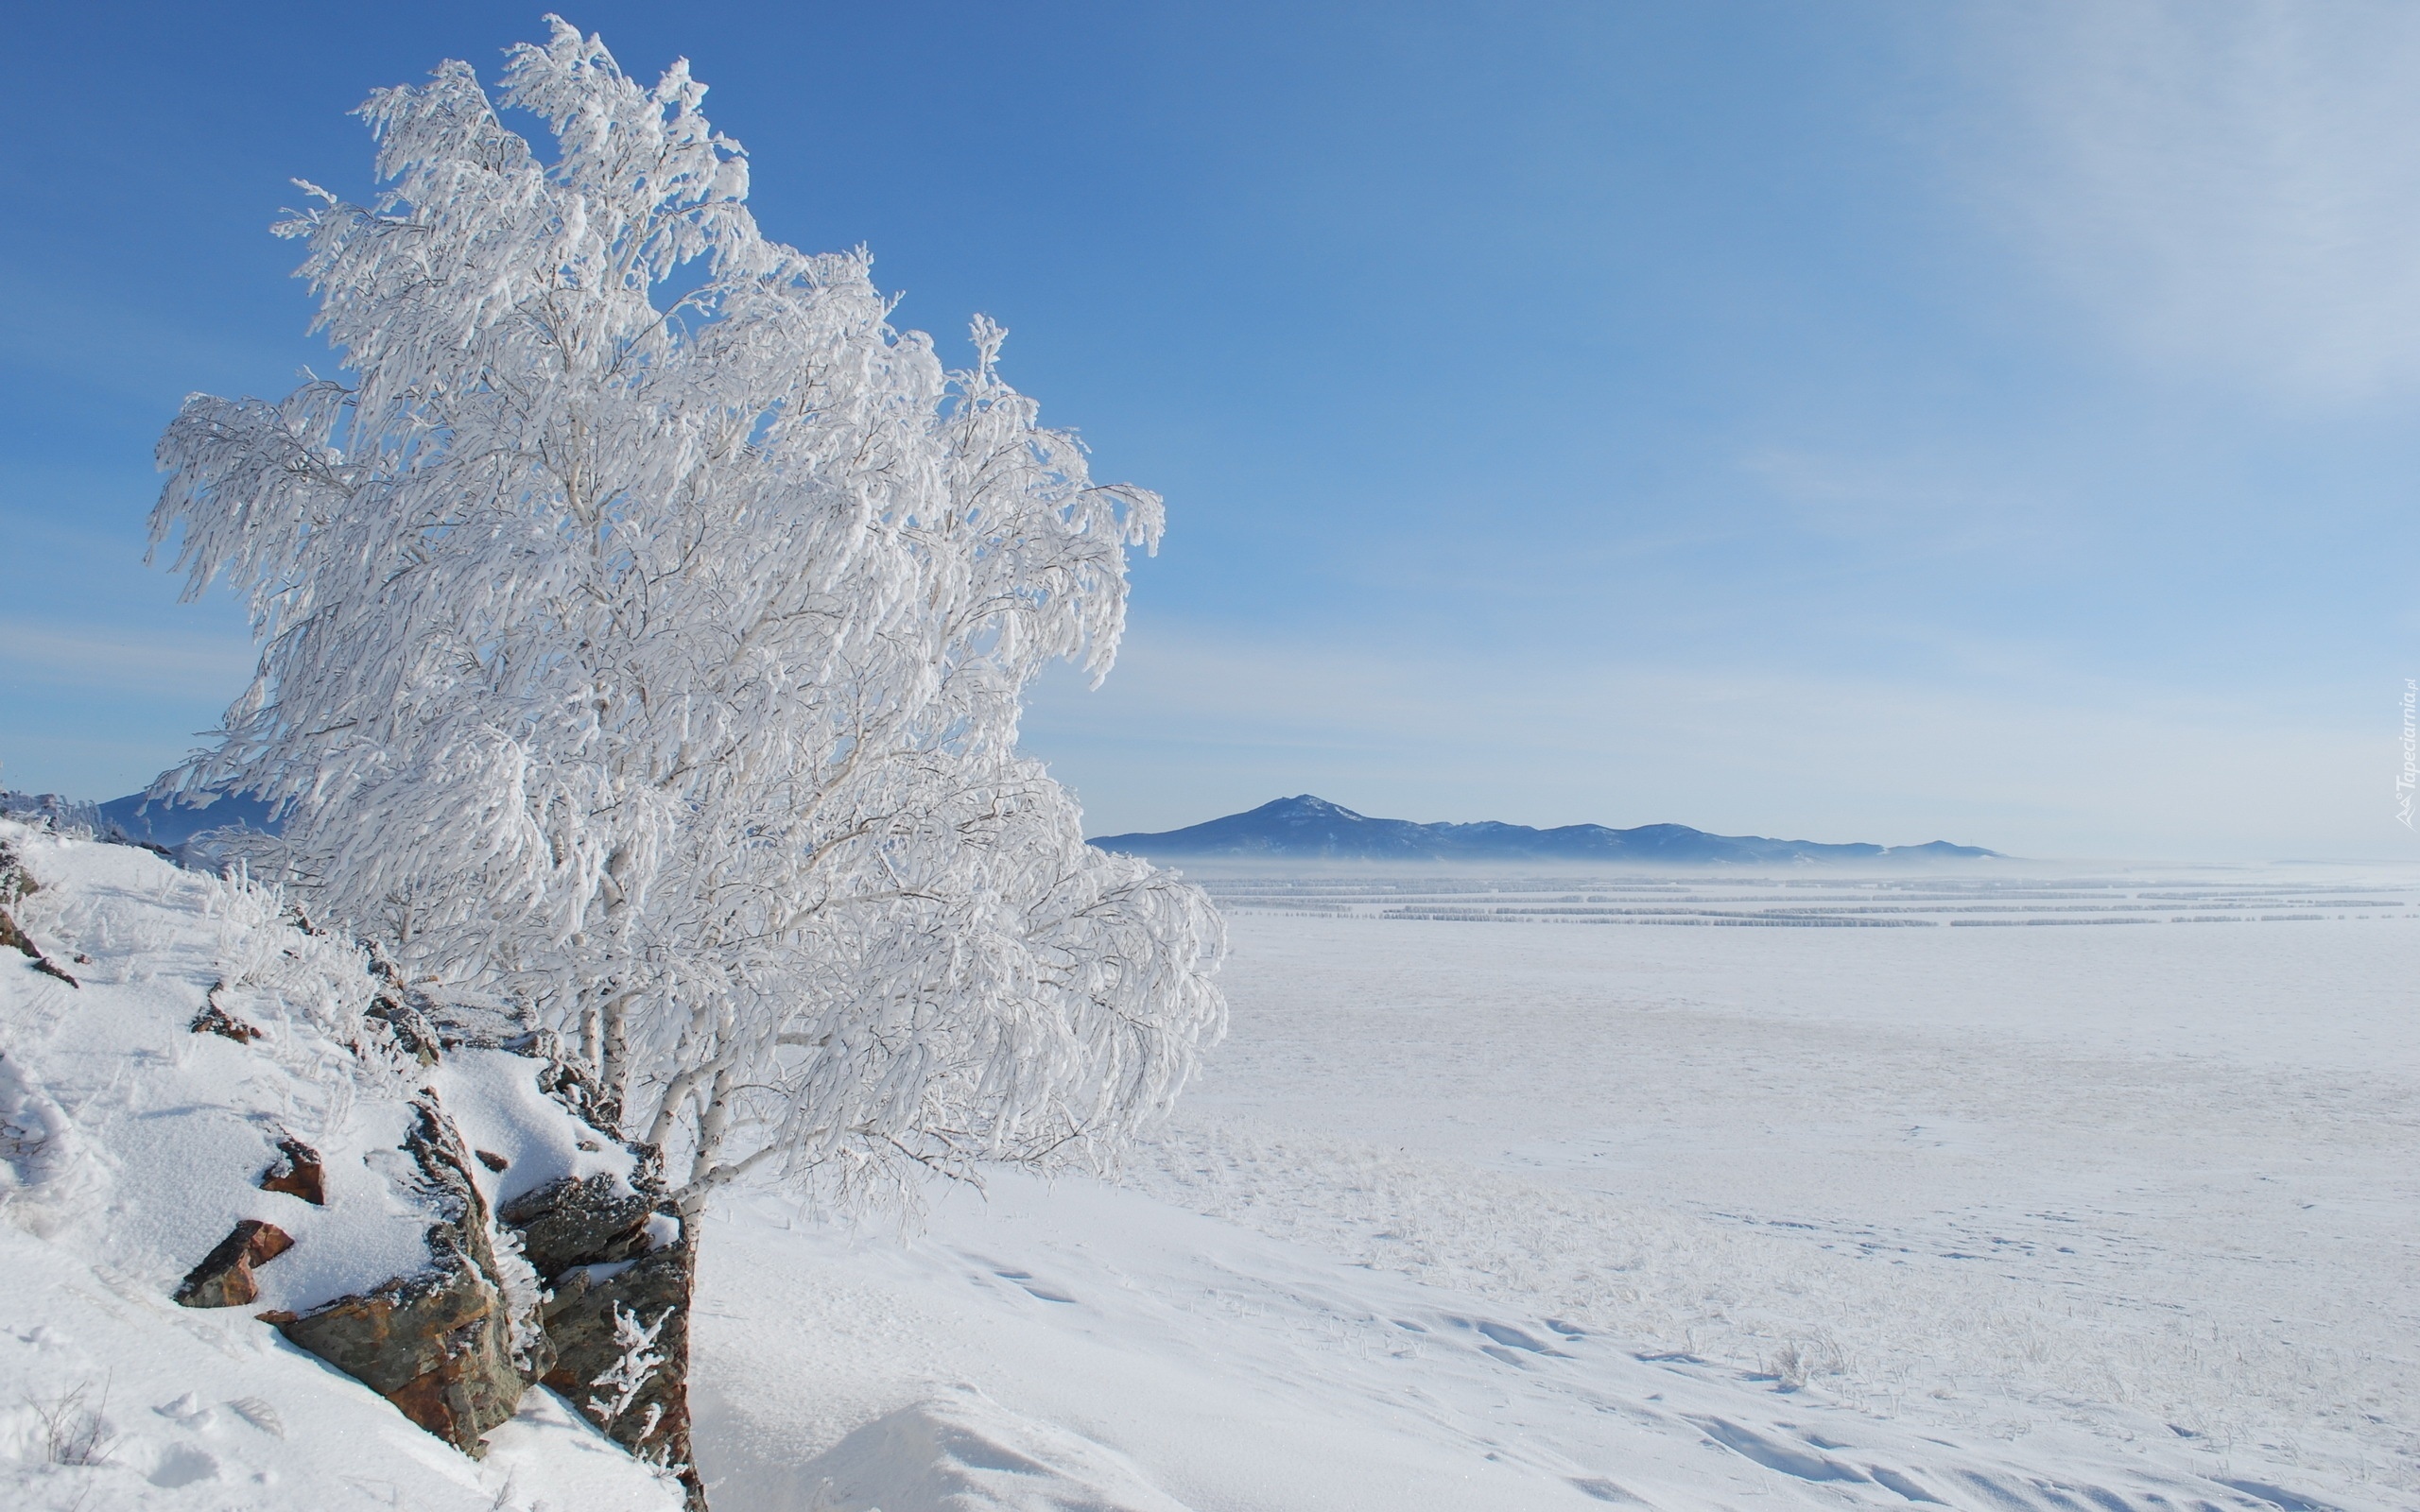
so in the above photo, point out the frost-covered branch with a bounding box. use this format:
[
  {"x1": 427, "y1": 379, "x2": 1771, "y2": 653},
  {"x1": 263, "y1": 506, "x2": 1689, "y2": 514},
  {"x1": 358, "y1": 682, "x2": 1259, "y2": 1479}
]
[{"x1": 585, "y1": 1302, "x2": 669, "y2": 1427}]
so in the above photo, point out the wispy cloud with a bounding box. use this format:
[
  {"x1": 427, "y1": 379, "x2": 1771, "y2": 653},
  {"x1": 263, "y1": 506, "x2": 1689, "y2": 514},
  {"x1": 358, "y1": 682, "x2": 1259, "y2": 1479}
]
[
  {"x1": 0, "y1": 621, "x2": 253, "y2": 696},
  {"x1": 1967, "y1": 0, "x2": 2420, "y2": 401},
  {"x1": 1737, "y1": 447, "x2": 2048, "y2": 554}
]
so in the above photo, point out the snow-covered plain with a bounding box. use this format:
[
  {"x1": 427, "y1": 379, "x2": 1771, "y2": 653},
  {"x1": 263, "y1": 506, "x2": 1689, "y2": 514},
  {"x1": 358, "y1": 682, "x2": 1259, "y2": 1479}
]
[
  {"x1": 8, "y1": 828, "x2": 2412, "y2": 1510},
  {"x1": 693, "y1": 867, "x2": 2417, "y2": 1512}
]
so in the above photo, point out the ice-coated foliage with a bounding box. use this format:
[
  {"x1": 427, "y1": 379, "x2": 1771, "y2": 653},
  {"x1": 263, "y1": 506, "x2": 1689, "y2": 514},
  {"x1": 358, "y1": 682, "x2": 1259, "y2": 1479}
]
[{"x1": 147, "y1": 18, "x2": 1225, "y2": 1210}]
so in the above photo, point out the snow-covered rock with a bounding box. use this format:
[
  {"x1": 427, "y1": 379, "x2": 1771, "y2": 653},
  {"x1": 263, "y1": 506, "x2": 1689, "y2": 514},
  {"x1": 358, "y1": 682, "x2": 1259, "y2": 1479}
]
[{"x1": 0, "y1": 818, "x2": 685, "y2": 1510}]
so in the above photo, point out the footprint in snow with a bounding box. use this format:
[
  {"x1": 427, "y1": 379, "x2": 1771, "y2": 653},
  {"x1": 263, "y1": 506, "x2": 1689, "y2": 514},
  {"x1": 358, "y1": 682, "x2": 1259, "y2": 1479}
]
[{"x1": 147, "y1": 1443, "x2": 221, "y2": 1488}]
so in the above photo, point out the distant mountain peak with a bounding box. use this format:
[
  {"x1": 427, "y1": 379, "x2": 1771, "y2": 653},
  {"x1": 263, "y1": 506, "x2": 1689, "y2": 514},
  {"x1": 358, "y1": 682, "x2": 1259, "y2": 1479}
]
[
  {"x1": 1088, "y1": 798, "x2": 1999, "y2": 866},
  {"x1": 1256, "y1": 794, "x2": 1365, "y2": 821}
]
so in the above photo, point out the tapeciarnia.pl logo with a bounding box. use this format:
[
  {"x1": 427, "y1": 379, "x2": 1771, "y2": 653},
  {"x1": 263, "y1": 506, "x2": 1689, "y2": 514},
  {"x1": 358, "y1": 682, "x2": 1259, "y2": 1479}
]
[{"x1": 2399, "y1": 679, "x2": 2417, "y2": 831}]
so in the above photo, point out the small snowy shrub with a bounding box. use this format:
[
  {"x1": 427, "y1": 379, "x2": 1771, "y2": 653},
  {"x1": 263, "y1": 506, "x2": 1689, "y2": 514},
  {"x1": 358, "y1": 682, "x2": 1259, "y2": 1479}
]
[
  {"x1": 29, "y1": 1380, "x2": 115, "y2": 1468},
  {"x1": 193, "y1": 869, "x2": 395, "y2": 1136},
  {"x1": 1765, "y1": 1334, "x2": 1847, "y2": 1391},
  {"x1": 147, "y1": 19, "x2": 1225, "y2": 1214}
]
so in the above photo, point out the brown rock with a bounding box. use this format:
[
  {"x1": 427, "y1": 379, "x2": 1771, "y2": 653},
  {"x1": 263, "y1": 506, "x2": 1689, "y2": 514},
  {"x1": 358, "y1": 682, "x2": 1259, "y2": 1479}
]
[
  {"x1": 539, "y1": 1232, "x2": 700, "y2": 1503},
  {"x1": 1, "y1": 908, "x2": 78, "y2": 988},
  {"x1": 259, "y1": 1136, "x2": 325, "y2": 1205},
  {"x1": 277, "y1": 1246, "x2": 525, "y2": 1453},
  {"x1": 272, "y1": 1091, "x2": 553, "y2": 1455},
  {"x1": 256, "y1": 1010, "x2": 700, "y2": 1490},
  {"x1": 174, "y1": 1219, "x2": 293, "y2": 1308},
  {"x1": 365, "y1": 990, "x2": 442, "y2": 1066},
  {"x1": 26, "y1": 954, "x2": 78, "y2": 988},
  {"x1": 398, "y1": 1094, "x2": 505, "y2": 1280},
  {"x1": 192, "y1": 985, "x2": 260, "y2": 1042},
  {"x1": 490, "y1": 1127, "x2": 697, "y2": 1502},
  {"x1": 498, "y1": 1174, "x2": 655, "y2": 1280}
]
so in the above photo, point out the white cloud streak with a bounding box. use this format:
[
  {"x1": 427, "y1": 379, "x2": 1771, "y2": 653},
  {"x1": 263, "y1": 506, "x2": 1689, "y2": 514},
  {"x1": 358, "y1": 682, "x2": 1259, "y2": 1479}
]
[
  {"x1": 1969, "y1": 0, "x2": 2420, "y2": 401},
  {"x1": 0, "y1": 621, "x2": 253, "y2": 696}
]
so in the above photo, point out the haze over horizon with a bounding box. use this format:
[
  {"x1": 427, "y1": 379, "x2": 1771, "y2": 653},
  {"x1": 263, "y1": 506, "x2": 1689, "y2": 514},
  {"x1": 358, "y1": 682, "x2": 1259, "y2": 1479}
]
[{"x1": 6, "y1": 2, "x2": 2417, "y2": 860}]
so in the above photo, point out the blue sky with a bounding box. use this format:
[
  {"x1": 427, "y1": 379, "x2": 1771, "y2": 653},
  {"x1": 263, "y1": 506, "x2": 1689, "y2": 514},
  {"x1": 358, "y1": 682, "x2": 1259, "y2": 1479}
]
[{"x1": 5, "y1": 2, "x2": 2418, "y2": 859}]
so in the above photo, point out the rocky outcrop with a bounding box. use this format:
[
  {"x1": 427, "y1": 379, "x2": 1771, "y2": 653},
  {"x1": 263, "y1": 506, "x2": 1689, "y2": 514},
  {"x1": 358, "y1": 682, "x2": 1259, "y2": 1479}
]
[
  {"x1": 274, "y1": 1238, "x2": 529, "y2": 1452},
  {"x1": 271, "y1": 1093, "x2": 548, "y2": 1454},
  {"x1": 249, "y1": 1053, "x2": 699, "y2": 1494},
  {"x1": 500, "y1": 1173, "x2": 657, "y2": 1277},
  {"x1": 134, "y1": 911, "x2": 700, "y2": 1492},
  {"x1": 524, "y1": 1037, "x2": 624, "y2": 1139},
  {"x1": 258, "y1": 1134, "x2": 326, "y2": 1204},
  {"x1": 363, "y1": 982, "x2": 443, "y2": 1067},
  {"x1": 542, "y1": 1238, "x2": 697, "y2": 1493},
  {"x1": 9, "y1": 814, "x2": 699, "y2": 1495},
  {"x1": 174, "y1": 1218, "x2": 294, "y2": 1307},
  {"x1": 391, "y1": 978, "x2": 700, "y2": 1495},
  {"x1": 502, "y1": 1173, "x2": 701, "y2": 1506}
]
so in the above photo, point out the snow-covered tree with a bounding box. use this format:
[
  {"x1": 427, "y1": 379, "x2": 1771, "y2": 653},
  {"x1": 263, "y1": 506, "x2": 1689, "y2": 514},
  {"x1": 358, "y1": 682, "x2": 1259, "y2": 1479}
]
[{"x1": 148, "y1": 18, "x2": 1224, "y2": 1213}]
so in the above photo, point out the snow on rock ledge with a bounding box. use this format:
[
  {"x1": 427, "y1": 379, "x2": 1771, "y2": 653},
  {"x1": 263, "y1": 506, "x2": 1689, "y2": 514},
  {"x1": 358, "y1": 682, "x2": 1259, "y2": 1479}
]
[{"x1": 0, "y1": 819, "x2": 687, "y2": 1510}]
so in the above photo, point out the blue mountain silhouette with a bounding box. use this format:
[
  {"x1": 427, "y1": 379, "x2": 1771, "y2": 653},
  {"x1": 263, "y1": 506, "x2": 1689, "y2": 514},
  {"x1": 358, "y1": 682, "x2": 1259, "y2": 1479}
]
[{"x1": 1088, "y1": 795, "x2": 1998, "y2": 865}]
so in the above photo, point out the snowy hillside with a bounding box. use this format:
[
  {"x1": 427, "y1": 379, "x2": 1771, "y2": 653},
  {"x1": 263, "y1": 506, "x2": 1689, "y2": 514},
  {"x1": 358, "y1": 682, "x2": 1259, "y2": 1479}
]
[{"x1": 0, "y1": 820, "x2": 681, "y2": 1510}]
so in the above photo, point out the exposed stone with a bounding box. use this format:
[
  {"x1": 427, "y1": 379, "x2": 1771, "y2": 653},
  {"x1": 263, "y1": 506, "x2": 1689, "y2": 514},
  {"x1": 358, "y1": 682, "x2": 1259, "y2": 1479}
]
[
  {"x1": 363, "y1": 961, "x2": 528, "y2": 1060},
  {"x1": 226, "y1": 968, "x2": 699, "y2": 1493},
  {"x1": 365, "y1": 989, "x2": 441, "y2": 1066},
  {"x1": 258, "y1": 1135, "x2": 326, "y2": 1205},
  {"x1": 277, "y1": 1243, "x2": 525, "y2": 1453},
  {"x1": 192, "y1": 984, "x2": 260, "y2": 1042},
  {"x1": 492, "y1": 1125, "x2": 697, "y2": 1503},
  {"x1": 498, "y1": 1174, "x2": 656, "y2": 1279},
  {"x1": 538, "y1": 1233, "x2": 700, "y2": 1505},
  {"x1": 272, "y1": 1091, "x2": 552, "y2": 1454},
  {"x1": 386, "y1": 1093, "x2": 511, "y2": 1318},
  {"x1": 175, "y1": 1218, "x2": 293, "y2": 1308},
  {"x1": 0, "y1": 849, "x2": 67, "y2": 987},
  {"x1": 517, "y1": 1028, "x2": 622, "y2": 1136},
  {"x1": 1, "y1": 907, "x2": 78, "y2": 988}
]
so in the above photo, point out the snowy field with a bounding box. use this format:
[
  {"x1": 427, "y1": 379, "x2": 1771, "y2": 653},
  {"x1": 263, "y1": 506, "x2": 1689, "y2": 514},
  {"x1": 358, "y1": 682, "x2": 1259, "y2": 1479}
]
[
  {"x1": 695, "y1": 866, "x2": 2418, "y2": 1511},
  {"x1": 7, "y1": 833, "x2": 2411, "y2": 1510}
]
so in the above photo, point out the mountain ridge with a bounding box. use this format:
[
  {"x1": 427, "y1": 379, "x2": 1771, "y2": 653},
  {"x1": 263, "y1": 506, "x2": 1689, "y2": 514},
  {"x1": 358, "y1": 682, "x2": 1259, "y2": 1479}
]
[{"x1": 1088, "y1": 795, "x2": 2000, "y2": 866}]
